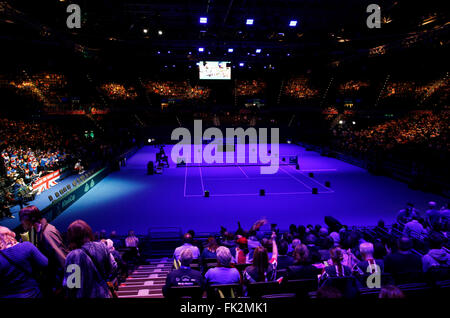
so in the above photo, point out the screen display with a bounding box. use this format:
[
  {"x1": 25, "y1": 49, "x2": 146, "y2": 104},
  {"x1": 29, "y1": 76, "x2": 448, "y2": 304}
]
[{"x1": 199, "y1": 61, "x2": 231, "y2": 80}]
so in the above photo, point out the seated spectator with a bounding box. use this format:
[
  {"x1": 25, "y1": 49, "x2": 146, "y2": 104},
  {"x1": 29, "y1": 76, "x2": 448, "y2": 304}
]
[
  {"x1": 231, "y1": 236, "x2": 250, "y2": 264},
  {"x1": 125, "y1": 230, "x2": 139, "y2": 248},
  {"x1": 101, "y1": 239, "x2": 125, "y2": 283},
  {"x1": 0, "y1": 226, "x2": 48, "y2": 298},
  {"x1": 379, "y1": 285, "x2": 405, "y2": 298},
  {"x1": 124, "y1": 230, "x2": 139, "y2": 260},
  {"x1": 174, "y1": 233, "x2": 200, "y2": 262},
  {"x1": 162, "y1": 249, "x2": 205, "y2": 298},
  {"x1": 356, "y1": 242, "x2": 384, "y2": 274},
  {"x1": 422, "y1": 232, "x2": 450, "y2": 272},
  {"x1": 321, "y1": 248, "x2": 353, "y2": 279},
  {"x1": 109, "y1": 231, "x2": 122, "y2": 249},
  {"x1": 384, "y1": 237, "x2": 423, "y2": 275},
  {"x1": 276, "y1": 240, "x2": 294, "y2": 270},
  {"x1": 318, "y1": 237, "x2": 334, "y2": 261},
  {"x1": 205, "y1": 246, "x2": 241, "y2": 285},
  {"x1": 426, "y1": 201, "x2": 442, "y2": 229},
  {"x1": 243, "y1": 233, "x2": 278, "y2": 283},
  {"x1": 287, "y1": 238, "x2": 301, "y2": 256},
  {"x1": 397, "y1": 203, "x2": 420, "y2": 228},
  {"x1": 63, "y1": 220, "x2": 117, "y2": 298},
  {"x1": 403, "y1": 217, "x2": 427, "y2": 239},
  {"x1": 287, "y1": 244, "x2": 322, "y2": 280},
  {"x1": 201, "y1": 237, "x2": 219, "y2": 260}
]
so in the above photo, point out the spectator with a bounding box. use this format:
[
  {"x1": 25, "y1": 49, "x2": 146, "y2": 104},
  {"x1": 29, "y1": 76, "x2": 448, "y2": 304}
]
[
  {"x1": 379, "y1": 285, "x2": 405, "y2": 298},
  {"x1": 162, "y1": 249, "x2": 205, "y2": 298},
  {"x1": 356, "y1": 242, "x2": 384, "y2": 274},
  {"x1": 231, "y1": 236, "x2": 249, "y2": 264},
  {"x1": 243, "y1": 233, "x2": 278, "y2": 283},
  {"x1": 396, "y1": 203, "x2": 420, "y2": 228},
  {"x1": 109, "y1": 230, "x2": 122, "y2": 249},
  {"x1": 403, "y1": 217, "x2": 427, "y2": 239},
  {"x1": 204, "y1": 246, "x2": 241, "y2": 285},
  {"x1": 174, "y1": 233, "x2": 200, "y2": 262},
  {"x1": 0, "y1": 226, "x2": 48, "y2": 298},
  {"x1": 124, "y1": 230, "x2": 139, "y2": 261},
  {"x1": 321, "y1": 248, "x2": 353, "y2": 279},
  {"x1": 63, "y1": 220, "x2": 117, "y2": 298},
  {"x1": 201, "y1": 237, "x2": 219, "y2": 260},
  {"x1": 287, "y1": 244, "x2": 322, "y2": 280},
  {"x1": 19, "y1": 205, "x2": 68, "y2": 296},
  {"x1": 384, "y1": 237, "x2": 423, "y2": 275},
  {"x1": 422, "y1": 232, "x2": 450, "y2": 272},
  {"x1": 426, "y1": 201, "x2": 442, "y2": 229},
  {"x1": 276, "y1": 240, "x2": 294, "y2": 270}
]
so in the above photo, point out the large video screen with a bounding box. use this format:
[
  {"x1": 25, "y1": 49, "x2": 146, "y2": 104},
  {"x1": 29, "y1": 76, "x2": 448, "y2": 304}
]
[{"x1": 199, "y1": 61, "x2": 231, "y2": 80}]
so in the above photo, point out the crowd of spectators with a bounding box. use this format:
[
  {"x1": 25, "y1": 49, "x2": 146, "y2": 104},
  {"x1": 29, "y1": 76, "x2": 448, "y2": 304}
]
[
  {"x1": 162, "y1": 201, "x2": 449, "y2": 299},
  {"x1": 236, "y1": 80, "x2": 266, "y2": 96},
  {"x1": 146, "y1": 81, "x2": 211, "y2": 101},
  {"x1": 331, "y1": 111, "x2": 449, "y2": 158},
  {"x1": 0, "y1": 199, "x2": 448, "y2": 299},
  {"x1": 9, "y1": 73, "x2": 68, "y2": 107},
  {"x1": 283, "y1": 77, "x2": 319, "y2": 99},
  {"x1": 0, "y1": 118, "x2": 125, "y2": 220},
  {"x1": 100, "y1": 83, "x2": 137, "y2": 100},
  {"x1": 338, "y1": 80, "x2": 370, "y2": 93}
]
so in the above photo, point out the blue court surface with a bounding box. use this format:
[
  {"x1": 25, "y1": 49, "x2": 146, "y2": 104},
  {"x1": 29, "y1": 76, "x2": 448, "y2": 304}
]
[{"x1": 17, "y1": 144, "x2": 445, "y2": 235}]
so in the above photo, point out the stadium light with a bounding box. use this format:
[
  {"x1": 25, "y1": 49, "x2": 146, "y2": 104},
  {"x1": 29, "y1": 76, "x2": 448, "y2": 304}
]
[
  {"x1": 199, "y1": 17, "x2": 208, "y2": 24},
  {"x1": 289, "y1": 20, "x2": 298, "y2": 27},
  {"x1": 198, "y1": 47, "x2": 204, "y2": 52},
  {"x1": 255, "y1": 49, "x2": 261, "y2": 53},
  {"x1": 246, "y1": 19, "x2": 254, "y2": 25},
  {"x1": 239, "y1": 62, "x2": 244, "y2": 67},
  {"x1": 228, "y1": 48, "x2": 234, "y2": 53}
]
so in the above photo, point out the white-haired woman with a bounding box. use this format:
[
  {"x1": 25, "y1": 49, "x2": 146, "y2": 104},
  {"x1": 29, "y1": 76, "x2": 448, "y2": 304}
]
[
  {"x1": 0, "y1": 226, "x2": 48, "y2": 298},
  {"x1": 204, "y1": 246, "x2": 241, "y2": 285}
]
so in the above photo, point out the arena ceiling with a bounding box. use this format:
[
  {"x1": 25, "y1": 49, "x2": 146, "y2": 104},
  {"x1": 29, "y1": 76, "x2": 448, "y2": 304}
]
[{"x1": 0, "y1": 0, "x2": 448, "y2": 70}]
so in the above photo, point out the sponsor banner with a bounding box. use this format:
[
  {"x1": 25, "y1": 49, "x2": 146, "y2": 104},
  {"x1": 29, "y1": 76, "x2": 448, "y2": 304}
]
[
  {"x1": 40, "y1": 167, "x2": 109, "y2": 224},
  {"x1": 32, "y1": 170, "x2": 61, "y2": 194}
]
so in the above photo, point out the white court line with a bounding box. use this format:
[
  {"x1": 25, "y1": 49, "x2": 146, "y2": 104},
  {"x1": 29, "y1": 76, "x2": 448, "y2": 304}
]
[
  {"x1": 288, "y1": 165, "x2": 335, "y2": 193},
  {"x1": 300, "y1": 169, "x2": 337, "y2": 172},
  {"x1": 238, "y1": 166, "x2": 249, "y2": 178},
  {"x1": 184, "y1": 191, "x2": 334, "y2": 197},
  {"x1": 202, "y1": 177, "x2": 292, "y2": 181},
  {"x1": 199, "y1": 167, "x2": 205, "y2": 193},
  {"x1": 279, "y1": 166, "x2": 313, "y2": 190}
]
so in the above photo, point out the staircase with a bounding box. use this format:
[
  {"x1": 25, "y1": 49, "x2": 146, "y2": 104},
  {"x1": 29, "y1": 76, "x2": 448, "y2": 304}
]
[{"x1": 118, "y1": 257, "x2": 172, "y2": 298}]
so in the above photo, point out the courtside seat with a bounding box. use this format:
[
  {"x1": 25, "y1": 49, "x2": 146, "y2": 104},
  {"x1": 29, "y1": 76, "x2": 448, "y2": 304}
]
[
  {"x1": 393, "y1": 272, "x2": 427, "y2": 285},
  {"x1": 397, "y1": 283, "x2": 432, "y2": 297},
  {"x1": 207, "y1": 283, "x2": 242, "y2": 299},
  {"x1": 168, "y1": 285, "x2": 204, "y2": 299},
  {"x1": 276, "y1": 269, "x2": 288, "y2": 279},
  {"x1": 246, "y1": 281, "x2": 283, "y2": 297},
  {"x1": 234, "y1": 263, "x2": 251, "y2": 273},
  {"x1": 282, "y1": 279, "x2": 318, "y2": 298}
]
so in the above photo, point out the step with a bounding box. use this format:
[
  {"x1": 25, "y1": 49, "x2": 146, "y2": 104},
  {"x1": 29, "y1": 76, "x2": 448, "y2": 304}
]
[
  {"x1": 118, "y1": 289, "x2": 163, "y2": 298},
  {"x1": 119, "y1": 283, "x2": 165, "y2": 291},
  {"x1": 126, "y1": 277, "x2": 169, "y2": 283}
]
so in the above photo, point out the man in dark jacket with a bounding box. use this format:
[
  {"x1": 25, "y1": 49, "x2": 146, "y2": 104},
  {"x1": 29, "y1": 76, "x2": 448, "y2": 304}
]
[
  {"x1": 163, "y1": 249, "x2": 205, "y2": 298},
  {"x1": 384, "y1": 237, "x2": 422, "y2": 275},
  {"x1": 19, "y1": 205, "x2": 68, "y2": 296}
]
